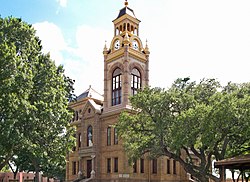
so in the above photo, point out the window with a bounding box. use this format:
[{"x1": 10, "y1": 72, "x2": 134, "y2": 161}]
[
  {"x1": 87, "y1": 126, "x2": 93, "y2": 147},
  {"x1": 131, "y1": 25, "x2": 134, "y2": 34},
  {"x1": 131, "y1": 68, "x2": 141, "y2": 95},
  {"x1": 114, "y1": 128, "x2": 118, "y2": 145},
  {"x1": 152, "y1": 159, "x2": 157, "y2": 174},
  {"x1": 123, "y1": 23, "x2": 126, "y2": 31},
  {"x1": 77, "y1": 161, "x2": 79, "y2": 174},
  {"x1": 107, "y1": 158, "x2": 111, "y2": 173},
  {"x1": 112, "y1": 68, "x2": 122, "y2": 106},
  {"x1": 78, "y1": 133, "x2": 81, "y2": 148},
  {"x1": 116, "y1": 28, "x2": 119, "y2": 35},
  {"x1": 167, "y1": 159, "x2": 170, "y2": 174},
  {"x1": 133, "y1": 160, "x2": 137, "y2": 173},
  {"x1": 75, "y1": 111, "x2": 78, "y2": 121},
  {"x1": 72, "y1": 134, "x2": 76, "y2": 151},
  {"x1": 72, "y1": 161, "x2": 77, "y2": 175},
  {"x1": 114, "y1": 158, "x2": 118, "y2": 173},
  {"x1": 119, "y1": 25, "x2": 122, "y2": 33},
  {"x1": 173, "y1": 160, "x2": 177, "y2": 174},
  {"x1": 134, "y1": 28, "x2": 138, "y2": 36},
  {"x1": 127, "y1": 23, "x2": 130, "y2": 31},
  {"x1": 140, "y1": 158, "x2": 144, "y2": 173},
  {"x1": 107, "y1": 127, "x2": 111, "y2": 146}
]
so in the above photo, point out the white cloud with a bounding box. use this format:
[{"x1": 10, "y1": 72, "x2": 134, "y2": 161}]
[
  {"x1": 33, "y1": 21, "x2": 67, "y2": 65},
  {"x1": 32, "y1": 0, "x2": 250, "y2": 96},
  {"x1": 132, "y1": 0, "x2": 250, "y2": 88},
  {"x1": 33, "y1": 21, "x2": 113, "y2": 95},
  {"x1": 72, "y1": 25, "x2": 112, "y2": 94}
]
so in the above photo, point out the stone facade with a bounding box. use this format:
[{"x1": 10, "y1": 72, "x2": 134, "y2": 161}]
[{"x1": 66, "y1": 1, "x2": 190, "y2": 182}]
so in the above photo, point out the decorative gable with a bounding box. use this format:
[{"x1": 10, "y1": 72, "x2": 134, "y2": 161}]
[{"x1": 82, "y1": 99, "x2": 102, "y2": 119}]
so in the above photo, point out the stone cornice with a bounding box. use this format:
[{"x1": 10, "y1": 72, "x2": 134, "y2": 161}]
[
  {"x1": 129, "y1": 48, "x2": 147, "y2": 62},
  {"x1": 106, "y1": 47, "x2": 147, "y2": 63},
  {"x1": 106, "y1": 49, "x2": 124, "y2": 62},
  {"x1": 113, "y1": 14, "x2": 140, "y2": 25}
]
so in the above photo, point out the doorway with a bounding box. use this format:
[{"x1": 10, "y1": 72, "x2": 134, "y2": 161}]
[{"x1": 87, "y1": 160, "x2": 92, "y2": 178}]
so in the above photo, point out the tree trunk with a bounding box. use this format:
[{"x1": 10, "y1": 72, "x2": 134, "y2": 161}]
[
  {"x1": 35, "y1": 168, "x2": 40, "y2": 182},
  {"x1": 13, "y1": 170, "x2": 18, "y2": 179},
  {"x1": 32, "y1": 160, "x2": 40, "y2": 182}
]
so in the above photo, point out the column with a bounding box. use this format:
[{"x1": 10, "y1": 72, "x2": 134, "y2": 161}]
[
  {"x1": 78, "y1": 157, "x2": 83, "y2": 179},
  {"x1": 91, "y1": 155, "x2": 96, "y2": 178}
]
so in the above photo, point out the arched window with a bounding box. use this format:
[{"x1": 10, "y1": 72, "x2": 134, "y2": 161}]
[
  {"x1": 112, "y1": 68, "x2": 122, "y2": 106},
  {"x1": 78, "y1": 133, "x2": 81, "y2": 148},
  {"x1": 119, "y1": 25, "x2": 123, "y2": 33},
  {"x1": 131, "y1": 25, "x2": 134, "y2": 34},
  {"x1": 87, "y1": 126, "x2": 93, "y2": 147},
  {"x1": 134, "y1": 27, "x2": 138, "y2": 36},
  {"x1": 116, "y1": 28, "x2": 119, "y2": 35},
  {"x1": 131, "y1": 68, "x2": 141, "y2": 95},
  {"x1": 72, "y1": 134, "x2": 76, "y2": 151},
  {"x1": 127, "y1": 23, "x2": 130, "y2": 31}
]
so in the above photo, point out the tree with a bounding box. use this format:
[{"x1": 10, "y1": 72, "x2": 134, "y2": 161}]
[
  {"x1": 117, "y1": 78, "x2": 250, "y2": 182},
  {"x1": 0, "y1": 16, "x2": 75, "y2": 181}
]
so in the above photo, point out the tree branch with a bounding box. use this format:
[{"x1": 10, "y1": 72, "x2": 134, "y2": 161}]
[
  {"x1": 191, "y1": 145, "x2": 202, "y2": 160},
  {"x1": 221, "y1": 137, "x2": 229, "y2": 159},
  {"x1": 182, "y1": 146, "x2": 194, "y2": 165}
]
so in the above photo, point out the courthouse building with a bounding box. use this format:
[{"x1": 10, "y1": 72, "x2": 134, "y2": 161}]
[{"x1": 66, "y1": 1, "x2": 190, "y2": 181}]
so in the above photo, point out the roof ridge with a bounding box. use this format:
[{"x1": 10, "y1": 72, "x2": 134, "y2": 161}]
[{"x1": 76, "y1": 86, "x2": 103, "y2": 101}]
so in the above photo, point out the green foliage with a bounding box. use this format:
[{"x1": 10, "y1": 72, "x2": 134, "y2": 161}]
[
  {"x1": 0, "y1": 164, "x2": 10, "y2": 172},
  {"x1": 117, "y1": 78, "x2": 250, "y2": 182},
  {"x1": 0, "y1": 16, "x2": 75, "y2": 180}
]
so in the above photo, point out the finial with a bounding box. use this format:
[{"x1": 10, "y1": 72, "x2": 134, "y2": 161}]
[
  {"x1": 103, "y1": 40, "x2": 107, "y2": 51},
  {"x1": 125, "y1": 0, "x2": 128, "y2": 7},
  {"x1": 104, "y1": 40, "x2": 107, "y2": 48},
  {"x1": 144, "y1": 39, "x2": 150, "y2": 55},
  {"x1": 103, "y1": 40, "x2": 108, "y2": 55}
]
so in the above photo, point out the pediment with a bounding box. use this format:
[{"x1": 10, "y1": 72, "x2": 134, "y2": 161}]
[{"x1": 82, "y1": 99, "x2": 102, "y2": 119}]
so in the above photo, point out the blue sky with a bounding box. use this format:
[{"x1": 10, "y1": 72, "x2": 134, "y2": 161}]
[{"x1": 1, "y1": 0, "x2": 250, "y2": 95}]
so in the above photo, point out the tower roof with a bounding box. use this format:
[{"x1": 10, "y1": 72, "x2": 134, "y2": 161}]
[{"x1": 114, "y1": 0, "x2": 139, "y2": 21}]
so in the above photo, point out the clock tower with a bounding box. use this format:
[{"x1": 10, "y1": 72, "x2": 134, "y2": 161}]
[
  {"x1": 67, "y1": 1, "x2": 189, "y2": 181},
  {"x1": 103, "y1": 0, "x2": 150, "y2": 112}
]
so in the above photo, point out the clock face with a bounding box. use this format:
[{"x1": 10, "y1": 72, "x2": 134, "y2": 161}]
[
  {"x1": 132, "y1": 40, "x2": 139, "y2": 50},
  {"x1": 114, "y1": 40, "x2": 120, "y2": 50}
]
